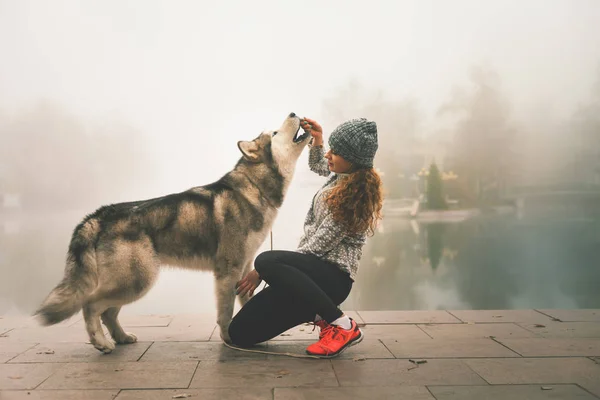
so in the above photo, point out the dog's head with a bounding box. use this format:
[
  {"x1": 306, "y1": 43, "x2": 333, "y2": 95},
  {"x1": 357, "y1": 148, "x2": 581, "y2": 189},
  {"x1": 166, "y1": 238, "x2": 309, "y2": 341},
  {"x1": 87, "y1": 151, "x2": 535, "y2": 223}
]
[{"x1": 237, "y1": 112, "x2": 310, "y2": 177}]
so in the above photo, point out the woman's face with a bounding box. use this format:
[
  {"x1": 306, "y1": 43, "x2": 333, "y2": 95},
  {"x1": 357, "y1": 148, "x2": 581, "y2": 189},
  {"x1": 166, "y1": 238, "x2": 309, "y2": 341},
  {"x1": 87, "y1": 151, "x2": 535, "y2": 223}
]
[{"x1": 325, "y1": 149, "x2": 352, "y2": 174}]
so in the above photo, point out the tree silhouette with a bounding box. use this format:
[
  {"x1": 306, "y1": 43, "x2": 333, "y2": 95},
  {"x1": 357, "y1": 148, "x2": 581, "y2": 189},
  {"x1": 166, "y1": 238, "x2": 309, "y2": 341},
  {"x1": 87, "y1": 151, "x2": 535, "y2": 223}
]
[{"x1": 426, "y1": 162, "x2": 447, "y2": 210}]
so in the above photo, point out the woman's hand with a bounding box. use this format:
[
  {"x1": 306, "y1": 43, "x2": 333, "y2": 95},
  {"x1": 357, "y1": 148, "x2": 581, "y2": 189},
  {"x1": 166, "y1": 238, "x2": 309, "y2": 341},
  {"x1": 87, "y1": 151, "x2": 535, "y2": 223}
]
[
  {"x1": 235, "y1": 269, "x2": 262, "y2": 297},
  {"x1": 301, "y1": 117, "x2": 323, "y2": 146}
]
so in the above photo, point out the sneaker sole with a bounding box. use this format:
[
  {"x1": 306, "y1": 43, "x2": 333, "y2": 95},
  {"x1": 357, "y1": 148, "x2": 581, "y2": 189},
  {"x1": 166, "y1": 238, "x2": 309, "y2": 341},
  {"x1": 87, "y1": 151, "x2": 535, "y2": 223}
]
[{"x1": 306, "y1": 330, "x2": 364, "y2": 359}]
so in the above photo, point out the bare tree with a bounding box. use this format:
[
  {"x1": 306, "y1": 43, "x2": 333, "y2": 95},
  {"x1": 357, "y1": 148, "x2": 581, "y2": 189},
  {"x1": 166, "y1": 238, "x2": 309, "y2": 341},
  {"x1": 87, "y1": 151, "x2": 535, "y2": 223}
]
[{"x1": 438, "y1": 65, "x2": 517, "y2": 204}]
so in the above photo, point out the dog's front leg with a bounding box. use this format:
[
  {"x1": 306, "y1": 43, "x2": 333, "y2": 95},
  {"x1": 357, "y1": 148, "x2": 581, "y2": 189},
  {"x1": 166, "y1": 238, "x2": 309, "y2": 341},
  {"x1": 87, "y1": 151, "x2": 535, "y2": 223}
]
[{"x1": 214, "y1": 273, "x2": 240, "y2": 343}]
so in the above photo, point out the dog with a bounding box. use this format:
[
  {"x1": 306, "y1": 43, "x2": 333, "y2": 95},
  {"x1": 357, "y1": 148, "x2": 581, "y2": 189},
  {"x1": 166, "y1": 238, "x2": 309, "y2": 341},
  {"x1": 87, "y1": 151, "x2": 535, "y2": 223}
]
[{"x1": 34, "y1": 112, "x2": 310, "y2": 353}]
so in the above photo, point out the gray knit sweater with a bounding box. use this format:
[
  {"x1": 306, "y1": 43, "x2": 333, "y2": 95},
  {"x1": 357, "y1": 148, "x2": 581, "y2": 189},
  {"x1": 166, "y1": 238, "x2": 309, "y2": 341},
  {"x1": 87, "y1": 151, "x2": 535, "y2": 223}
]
[{"x1": 296, "y1": 145, "x2": 367, "y2": 280}]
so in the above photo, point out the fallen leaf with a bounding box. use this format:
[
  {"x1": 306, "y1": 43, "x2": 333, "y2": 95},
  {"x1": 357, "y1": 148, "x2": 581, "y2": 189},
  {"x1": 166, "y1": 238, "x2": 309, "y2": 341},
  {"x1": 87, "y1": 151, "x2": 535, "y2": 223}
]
[
  {"x1": 541, "y1": 386, "x2": 553, "y2": 390},
  {"x1": 275, "y1": 369, "x2": 291, "y2": 378},
  {"x1": 408, "y1": 359, "x2": 427, "y2": 365},
  {"x1": 280, "y1": 333, "x2": 292, "y2": 336},
  {"x1": 172, "y1": 394, "x2": 193, "y2": 399},
  {"x1": 36, "y1": 350, "x2": 55, "y2": 355},
  {"x1": 352, "y1": 357, "x2": 366, "y2": 362},
  {"x1": 492, "y1": 315, "x2": 503, "y2": 318},
  {"x1": 534, "y1": 324, "x2": 546, "y2": 328}
]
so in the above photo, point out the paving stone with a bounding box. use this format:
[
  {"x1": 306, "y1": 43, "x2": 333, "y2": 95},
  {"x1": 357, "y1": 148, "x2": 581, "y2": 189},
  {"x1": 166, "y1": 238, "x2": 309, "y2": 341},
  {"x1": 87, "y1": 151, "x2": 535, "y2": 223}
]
[
  {"x1": 140, "y1": 341, "x2": 268, "y2": 361},
  {"x1": 0, "y1": 326, "x2": 102, "y2": 343},
  {"x1": 119, "y1": 324, "x2": 215, "y2": 342},
  {"x1": 383, "y1": 338, "x2": 520, "y2": 358},
  {"x1": 71, "y1": 314, "x2": 173, "y2": 328},
  {"x1": 115, "y1": 388, "x2": 272, "y2": 400},
  {"x1": 537, "y1": 309, "x2": 600, "y2": 322},
  {"x1": 464, "y1": 357, "x2": 600, "y2": 386},
  {"x1": 0, "y1": 389, "x2": 119, "y2": 399},
  {"x1": 38, "y1": 361, "x2": 198, "y2": 389},
  {"x1": 0, "y1": 316, "x2": 81, "y2": 332},
  {"x1": 359, "y1": 324, "x2": 432, "y2": 340},
  {"x1": 448, "y1": 310, "x2": 552, "y2": 323},
  {"x1": 0, "y1": 363, "x2": 64, "y2": 390},
  {"x1": 518, "y1": 321, "x2": 600, "y2": 338},
  {"x1": 265, "y1": 339, "x2": 394, "y2": 360},
  {"x1": 495, "y1": 338, "x2": 600, "y2": 357},
  {"x1": 10, "y1": 342, "x2": 152, "y2": 363},
  {"x1": 189, "y1": 359, "x2": 338, "y2": 388},
  {"x1": 579, "y1": 380, "x2": 600, "y2": 398},
  {"x1": 270, "y1": 323, "x2": 321, "y2": 341},
  {"x1": 0, "y1": 343, "x2": 37, "y2": 363},
  {"x1": 428, "y1": 384, "x2": 598, "y2": 399},
  {"x1": 331, "y1": 359, "x2": 487, "y2": 386},
  {"x1": 419, "y1": 322, "x2": 535, "y2": 339},
  {"x1": 357, "y1": 310, "x2": 461, "y2": 324},
  {"x1": 168, "y1": 314, "x2": 217, "y2": 327},
  {"x1": 275, "y1": 386, "x2": 435, "y2": 399},
  {"x1": 345, "y1": 311, "x2": 366, "y2": 326}
]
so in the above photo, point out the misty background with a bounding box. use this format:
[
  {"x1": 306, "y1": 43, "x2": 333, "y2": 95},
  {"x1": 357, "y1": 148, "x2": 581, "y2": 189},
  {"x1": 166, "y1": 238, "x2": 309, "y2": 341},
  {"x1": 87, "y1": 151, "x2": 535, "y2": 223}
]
[{"x1": 1, "y1": 0, "x2": 599, "y2": 316}]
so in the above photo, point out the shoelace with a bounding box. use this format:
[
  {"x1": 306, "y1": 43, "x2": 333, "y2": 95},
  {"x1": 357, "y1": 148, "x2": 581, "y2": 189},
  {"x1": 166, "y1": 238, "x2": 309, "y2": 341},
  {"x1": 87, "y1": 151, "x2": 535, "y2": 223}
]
[
  {"x1": 319, "y1": 325, "x2": 340, "y2": 346},
  {"x1": 310, "y1": 320, "x2": 330, "y2": 335}
]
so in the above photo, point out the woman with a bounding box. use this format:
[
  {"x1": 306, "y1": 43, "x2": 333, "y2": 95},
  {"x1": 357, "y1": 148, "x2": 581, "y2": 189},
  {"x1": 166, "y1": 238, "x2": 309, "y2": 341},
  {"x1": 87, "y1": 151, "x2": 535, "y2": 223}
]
[{"x1": 229, "y1": 116, "x2": 383, "y2": 358}]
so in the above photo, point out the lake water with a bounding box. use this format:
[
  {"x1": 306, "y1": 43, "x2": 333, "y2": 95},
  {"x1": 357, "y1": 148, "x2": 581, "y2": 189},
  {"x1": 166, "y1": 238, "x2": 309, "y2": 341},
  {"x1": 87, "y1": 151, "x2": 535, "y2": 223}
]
[{"x1": 1, "y1": 191, "x2": 599, "y2": 317}]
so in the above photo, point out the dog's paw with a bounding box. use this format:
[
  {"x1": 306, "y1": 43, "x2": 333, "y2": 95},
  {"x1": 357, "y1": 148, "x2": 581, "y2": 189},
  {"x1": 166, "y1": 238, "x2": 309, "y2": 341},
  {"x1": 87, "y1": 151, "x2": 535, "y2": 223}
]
[
  {"x1": 220, "y1": 330, "x2": 232, "y2": 344},
  {"x1": 93, "y1": 338, "x2": 116, "y2": 354},
  {"x1": 116, "y1": 332, "x2": 138, "y2": 345}
]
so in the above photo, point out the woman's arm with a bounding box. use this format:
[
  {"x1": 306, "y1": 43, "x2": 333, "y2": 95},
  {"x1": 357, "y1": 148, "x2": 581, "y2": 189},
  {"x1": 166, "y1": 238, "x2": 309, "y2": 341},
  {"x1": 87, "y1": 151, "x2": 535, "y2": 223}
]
[
  {"x1": 308, "y1": 145, "x2": 331, "y2": 177},
  {"x1": 302, "y1": 117, "x2": 330, "y2": 177}
]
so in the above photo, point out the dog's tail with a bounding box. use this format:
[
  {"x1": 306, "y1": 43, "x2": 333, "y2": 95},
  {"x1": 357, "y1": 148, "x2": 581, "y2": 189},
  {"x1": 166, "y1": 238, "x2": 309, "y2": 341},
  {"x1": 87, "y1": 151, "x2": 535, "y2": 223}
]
[{"x1": 34, "y1": 217, "x2": 100, "y2": 325}]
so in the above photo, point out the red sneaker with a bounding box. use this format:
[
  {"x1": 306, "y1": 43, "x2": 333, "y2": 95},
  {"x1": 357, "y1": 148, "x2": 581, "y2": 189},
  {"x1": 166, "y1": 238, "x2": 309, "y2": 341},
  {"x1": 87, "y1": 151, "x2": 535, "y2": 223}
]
[
  {"x1": 312, "y1": 319, "x2": 331, "y2": 339},
  {"x1": 306, "y1": 318, "x2": 363, "y2": 358}
]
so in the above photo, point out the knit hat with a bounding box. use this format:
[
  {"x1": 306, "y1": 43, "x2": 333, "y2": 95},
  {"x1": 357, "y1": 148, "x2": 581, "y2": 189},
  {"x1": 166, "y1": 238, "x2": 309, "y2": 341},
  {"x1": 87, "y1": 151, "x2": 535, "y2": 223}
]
[{"x1": 328, "y1": 118, "x2": 378, "y2": 168}]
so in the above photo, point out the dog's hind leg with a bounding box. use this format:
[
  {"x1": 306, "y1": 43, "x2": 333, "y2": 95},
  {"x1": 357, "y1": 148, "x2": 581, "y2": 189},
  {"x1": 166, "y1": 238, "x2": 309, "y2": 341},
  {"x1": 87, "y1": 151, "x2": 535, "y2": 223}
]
[
  {"x1": 102, "y1": 306, "x2": 137, "y2": 345},
  {"x1": 83, "y1": 301, "x2": 115, "y2": 354}
]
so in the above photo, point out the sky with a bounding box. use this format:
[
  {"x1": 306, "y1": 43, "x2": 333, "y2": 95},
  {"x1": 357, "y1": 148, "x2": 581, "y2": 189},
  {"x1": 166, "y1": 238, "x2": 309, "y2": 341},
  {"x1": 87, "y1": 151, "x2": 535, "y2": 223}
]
[{"x1": 1, "y1": 0, "x2": 600, "y2": 190}]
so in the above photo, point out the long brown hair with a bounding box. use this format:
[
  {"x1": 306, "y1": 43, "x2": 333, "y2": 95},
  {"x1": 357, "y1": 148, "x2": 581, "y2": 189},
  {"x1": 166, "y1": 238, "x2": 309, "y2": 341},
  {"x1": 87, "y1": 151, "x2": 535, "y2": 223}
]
[{"x1": 325, "y1": 168, "x2": 383, "y2": 236}]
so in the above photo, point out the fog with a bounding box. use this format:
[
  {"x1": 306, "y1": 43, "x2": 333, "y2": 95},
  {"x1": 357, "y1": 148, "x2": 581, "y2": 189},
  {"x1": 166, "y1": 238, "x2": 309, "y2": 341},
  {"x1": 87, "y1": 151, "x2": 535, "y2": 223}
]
[{"x1": 1, "y1": 0, "x2": 600, "y2": 315}]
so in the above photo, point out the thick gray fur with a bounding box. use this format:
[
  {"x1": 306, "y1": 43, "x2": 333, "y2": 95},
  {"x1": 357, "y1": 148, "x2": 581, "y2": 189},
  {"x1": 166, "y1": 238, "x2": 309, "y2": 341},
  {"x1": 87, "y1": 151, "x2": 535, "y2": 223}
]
[{"x1": 34, "y1": 113, "x2": 310, "y2": 353}]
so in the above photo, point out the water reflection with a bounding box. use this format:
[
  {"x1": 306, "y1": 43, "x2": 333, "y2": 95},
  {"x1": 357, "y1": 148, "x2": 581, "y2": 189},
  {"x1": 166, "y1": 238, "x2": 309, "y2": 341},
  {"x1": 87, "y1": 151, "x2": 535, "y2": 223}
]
[
  {"x1": 344, "y1": 213, "x2": 600, "y2": 311},
  {"x1": 1, "y1": 208, "x2": 600, "y2": 316}
]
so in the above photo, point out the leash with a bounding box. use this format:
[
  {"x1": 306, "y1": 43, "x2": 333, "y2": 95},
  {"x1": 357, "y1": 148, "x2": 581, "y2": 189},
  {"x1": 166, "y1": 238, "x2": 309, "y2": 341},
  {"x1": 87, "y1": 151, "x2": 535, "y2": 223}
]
[{"x1": 222, "y1": 340, "x2": 323, "y2": 359}]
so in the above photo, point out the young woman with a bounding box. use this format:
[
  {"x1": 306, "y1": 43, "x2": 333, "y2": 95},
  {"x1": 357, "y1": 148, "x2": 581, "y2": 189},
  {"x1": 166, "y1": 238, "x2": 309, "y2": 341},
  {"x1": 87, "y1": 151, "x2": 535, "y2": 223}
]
[{"x1": 228, "y1": 117, "x2": 383, "y2": 358}]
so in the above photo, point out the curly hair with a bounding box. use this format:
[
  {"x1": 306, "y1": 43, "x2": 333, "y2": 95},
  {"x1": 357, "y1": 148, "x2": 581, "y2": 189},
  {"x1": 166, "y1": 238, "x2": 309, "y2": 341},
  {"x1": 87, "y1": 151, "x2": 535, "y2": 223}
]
[{"x1": 325, "y1": 168, "x2": 383, "y2": 236}]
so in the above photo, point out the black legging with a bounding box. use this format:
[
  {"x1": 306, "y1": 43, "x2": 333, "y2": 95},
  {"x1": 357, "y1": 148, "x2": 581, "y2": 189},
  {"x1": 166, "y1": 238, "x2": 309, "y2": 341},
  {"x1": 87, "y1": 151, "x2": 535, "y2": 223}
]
[{"x1": 228, "y1": 250, "x2": 353, "y2": 347}]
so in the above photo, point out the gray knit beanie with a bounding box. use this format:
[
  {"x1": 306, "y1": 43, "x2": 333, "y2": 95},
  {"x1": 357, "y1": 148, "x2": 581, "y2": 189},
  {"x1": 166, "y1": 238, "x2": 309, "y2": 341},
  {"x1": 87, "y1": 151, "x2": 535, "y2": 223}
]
[{"x1": 328, "y1": 118, "x2": 378, "y2": 169}]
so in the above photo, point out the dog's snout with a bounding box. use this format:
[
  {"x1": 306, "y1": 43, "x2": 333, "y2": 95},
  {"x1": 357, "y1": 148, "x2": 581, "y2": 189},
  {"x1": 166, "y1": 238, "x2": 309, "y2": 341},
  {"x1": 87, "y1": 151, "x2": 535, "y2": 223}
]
[{"x1": 288, "y1": 112, "x2": 296, "y2": 118}]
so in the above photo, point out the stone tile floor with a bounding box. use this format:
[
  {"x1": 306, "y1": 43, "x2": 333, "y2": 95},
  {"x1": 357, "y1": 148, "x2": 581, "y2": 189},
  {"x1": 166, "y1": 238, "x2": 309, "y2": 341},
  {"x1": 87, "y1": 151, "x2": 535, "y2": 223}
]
[{"x1": 0, "y1": 309, "x2": 599, "y2": 399}]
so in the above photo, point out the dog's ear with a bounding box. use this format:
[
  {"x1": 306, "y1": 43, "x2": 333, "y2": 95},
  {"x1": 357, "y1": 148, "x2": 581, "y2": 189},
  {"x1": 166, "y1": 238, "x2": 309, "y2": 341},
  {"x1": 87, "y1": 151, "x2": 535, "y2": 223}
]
[{"x1": 237, "y1": 140, "x2": 260, "y2": 162}]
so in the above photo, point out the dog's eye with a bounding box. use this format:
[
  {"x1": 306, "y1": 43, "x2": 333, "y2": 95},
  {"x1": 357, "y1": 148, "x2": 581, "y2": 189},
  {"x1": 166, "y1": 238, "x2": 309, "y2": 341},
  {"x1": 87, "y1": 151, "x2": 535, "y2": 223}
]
[{"x1": 272, "y1": 131, "x2": 278, "y2": 136}]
